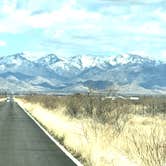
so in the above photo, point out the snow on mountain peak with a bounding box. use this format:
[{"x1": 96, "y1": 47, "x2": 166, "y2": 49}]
[
  {"x1": 109, "y1": 53, "x2": 154, "y2": 65},
  {"x1": 38, "y1": 54, "x2": 61, "y2": 66},
  {"x1": 68, "y1": 55, "x2": 110, "y2": 69},
  {"x1": 0, "y1": 51, "x2": 165, "y2": 93},
  {"x1": 8, "y1": 53, "x2": 25, "y2": 60},
  {"x1": 79, "y1": 55, "x2": 94, "y2": 68},
  {"x1": 68, "y1": 55, "x2": 96, "y2": 69},
  {"x1": 0, "y1": 53, "x2": 29, "y2": 66},
  {"x1": 35, "y1": 53, "x2": 157, "y2": 73}
]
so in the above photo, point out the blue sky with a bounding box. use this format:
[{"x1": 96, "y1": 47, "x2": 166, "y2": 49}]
[{"x1": 0, "y1": 0, "x2": 166, "y2": 60}]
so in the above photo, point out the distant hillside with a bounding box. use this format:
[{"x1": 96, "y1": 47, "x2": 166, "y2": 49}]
[{"x1": 0, "y1": 52, "x2": 165, "y2": 94}]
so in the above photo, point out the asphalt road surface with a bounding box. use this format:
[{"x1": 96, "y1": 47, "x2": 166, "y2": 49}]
[{"x1": 0, "y1": 99, "x2": 77, "y2": 166}]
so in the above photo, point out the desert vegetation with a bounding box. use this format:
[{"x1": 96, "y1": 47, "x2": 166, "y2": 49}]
[{"x1": 16, "y1": 94, "x2": 166, "y2": 166}]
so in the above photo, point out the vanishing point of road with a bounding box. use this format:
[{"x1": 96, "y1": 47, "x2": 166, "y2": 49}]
[{"x1": 0, "y1": 99, "x2": 77, "y2": 166}]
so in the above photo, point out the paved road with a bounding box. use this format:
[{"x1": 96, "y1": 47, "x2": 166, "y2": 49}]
[{"x1": 0, "y1": 100, "x2": 77, "y2": 166}]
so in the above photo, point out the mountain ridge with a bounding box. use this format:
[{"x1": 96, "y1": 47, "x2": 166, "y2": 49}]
[{"x1": 0, "y1": 52, "x2": 165, "y2": 94}]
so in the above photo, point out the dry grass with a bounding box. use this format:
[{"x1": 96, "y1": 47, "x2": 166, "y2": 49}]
[
  {"x1": 15, "y1": 96, "x2": 166, "y2": 166},
  {"x1": 113, "y1": 115, "x2": 166, "y2": 166},
  {"x1": 0, "y1": 97, "x2": 5, "y2": 102}
]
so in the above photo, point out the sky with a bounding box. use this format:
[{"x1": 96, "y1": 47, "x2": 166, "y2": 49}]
[{"x1": 0, "y1": 0, "x2": 166, "y2": 60}]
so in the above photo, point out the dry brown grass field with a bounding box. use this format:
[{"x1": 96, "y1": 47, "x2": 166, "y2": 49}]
[{"x1": 16, "y1": 94, "x2": 166, "y2": 166}]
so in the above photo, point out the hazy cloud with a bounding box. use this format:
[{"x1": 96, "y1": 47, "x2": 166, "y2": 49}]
[
  {"x1": 0, "y1": 40, "x2": 6, "y2": 47},
  {"x1": 0, "y1": 0, "x2": 165, "y2": 60}
]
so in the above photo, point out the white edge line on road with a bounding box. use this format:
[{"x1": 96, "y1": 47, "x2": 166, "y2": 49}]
[{"x1": 17, "y1": 103, "x2": 83, "y2": 166}]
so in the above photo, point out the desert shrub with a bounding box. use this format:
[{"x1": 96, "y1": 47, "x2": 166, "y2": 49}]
[
  {"x1": 20, "y1": 94, "x2": 65, "y2": 109},
  {"x1": 65, "y1": 94, "x2": 85, "y2": 117},
  {"x1": 130, "y1": 127, "x2": 166, "y2": 166},
  {"x1": 19, "y1": 94, "x2": 166, "y2": 122},
  {"x1": 17, "y1": 94, "x2": 166, "y2": 166}
]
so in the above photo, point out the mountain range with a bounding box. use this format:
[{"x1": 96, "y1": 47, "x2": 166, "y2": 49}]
[{"x1": 0, "y1": 52, "x2": 165, "y2": 94}]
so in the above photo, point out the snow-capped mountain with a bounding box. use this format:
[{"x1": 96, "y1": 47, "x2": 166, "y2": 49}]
[
  {"x1": 0, "y1": 53, "x2": 28, "y2": 72},
  {"x1": 37, "y1": 54, "x2": 109, "y2": 77},
  {"x1": 37, "y1": 53, "x2": 157, "y2": 71},
  {"x1": 108, "y1": 54, "x2": 156, "y2": 65},
  {"x1": 0, "y1": 53, "x2": 64, "y2": 80},
  {"x1": 0, "y1": 52, "x2": 165, "y2": 94},
  {"x1": 67, "y1": 55, "x2": 109, "y2": 69},
  {"x1": 37, "y1": 54, "x2": 61, "y2": 66},
  {"x1": 37, "y1": 55, "x2": 79, "y2": 77}
]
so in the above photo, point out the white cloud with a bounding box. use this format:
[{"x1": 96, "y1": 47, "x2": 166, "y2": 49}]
[
  {"x1": 1, "y1": 0, "x2": 17, "y2": 14},
  {"x1": 154, "y1": 8, "x2": 166, "y2": 22},
  {"x1": 0, "y1": 0, "x2": 102, "y2": 33},
  {"x1": 0, "y1": 0, "x2": 165, "y2": 60},
  {"x1": 0, "y1": 9, "x2": 30, "y2": 33},
  {"x1": 54, "y1": 30, "x2": 64, "y2": 38},
  {"x1": 0, "y1": 40, "x2": 7, "y2": 47},
  {"x1": 138, "y1": 22, "x2": 164, "y2": 35}
]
